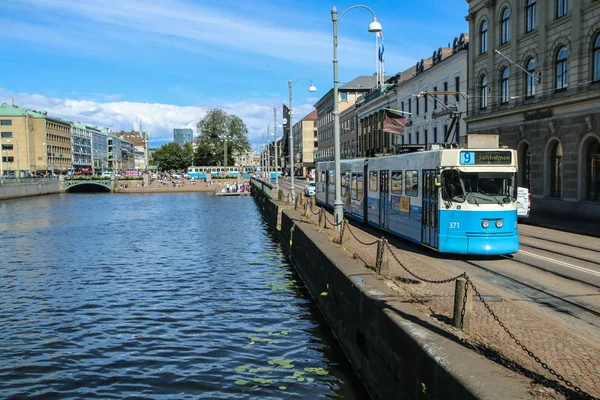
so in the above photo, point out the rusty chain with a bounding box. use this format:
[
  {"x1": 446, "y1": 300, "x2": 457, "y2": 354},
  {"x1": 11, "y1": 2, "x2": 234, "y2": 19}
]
[
  {"x1": 343, "y1": 220, "x2": 379, "y2": 246},
  {"x1": 385, "y1": 241, "x2": 466, "y2": 284},
  {"x1": 463, "y1": 276, "x2": 596, "y2": 399}
]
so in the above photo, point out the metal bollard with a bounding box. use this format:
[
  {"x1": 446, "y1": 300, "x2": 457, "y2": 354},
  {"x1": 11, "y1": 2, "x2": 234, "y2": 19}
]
[
  {"x1": 379, "y1": 238, "x2": 389, "y2": 276},
  {"x1": 453, "y1": 277, "x2": 473, "y2": 331},
  {"x1": 318, "y1": 208, "x2": 324, "y2": 228},
  {"x1": 339, "y1": 220, "x2": 345, "y2": 244},
  {"x1": 303, "y1": 202, "x2": 309, "y2": 217}
]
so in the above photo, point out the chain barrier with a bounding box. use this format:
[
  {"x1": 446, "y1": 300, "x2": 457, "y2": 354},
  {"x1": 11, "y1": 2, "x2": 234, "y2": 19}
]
[
  {"x1": 463, "y1": 276, "x2": 596, "y2": 399},
  {"x1": 343, "y1": 220, "x2": 379, "y2": 246},
  {"x1": 385, "y1": 241, "x2": 466, "y2": 284},
  {"x1": 322, "y1": 211, "x2": 343, "y2": 227},
  {"x1": 383, "y1": 241, "x2": 594, "y2": 398}
]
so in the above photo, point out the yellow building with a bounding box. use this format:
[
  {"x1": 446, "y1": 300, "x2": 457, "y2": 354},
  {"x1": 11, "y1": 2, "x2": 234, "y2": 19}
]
[{"x1": 0, "y1": 103, "x2": 72, "y2": 177}]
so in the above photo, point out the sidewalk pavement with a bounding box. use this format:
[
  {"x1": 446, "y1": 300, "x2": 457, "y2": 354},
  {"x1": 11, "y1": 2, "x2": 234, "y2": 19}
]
[
  {"x1": 523, "y1": 212, "x2": 600, "y2": 238},
  {"x1": 292, "y1": 196, "x2": 600, "y2": 399}
]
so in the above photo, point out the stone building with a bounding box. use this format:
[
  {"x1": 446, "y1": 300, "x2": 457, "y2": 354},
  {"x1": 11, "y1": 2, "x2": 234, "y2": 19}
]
[
  {"x1": 291, "y1": 109, "x2": 318, "y2": 176},
  {"x1": 0, "y1": 103, "x2": 72, "y2": 176},
  {"x1": 465, "y1": 0, "x2": 600, "y2": 221},
  {"x1": 314, "y1": 76, "x2": 379, "y2": 162}
]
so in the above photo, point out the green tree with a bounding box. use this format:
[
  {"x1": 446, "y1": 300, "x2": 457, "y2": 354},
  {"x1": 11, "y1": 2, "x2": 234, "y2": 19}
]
[
  {"x1": 182, "y1": 142, "x2": 195, "y2": 168},
  {"x1": 150, "y1": 142, "x2": 186, "y2": 171},
  {"x1": 195, "y1": 109, "x2": 251, "y2": 166}
]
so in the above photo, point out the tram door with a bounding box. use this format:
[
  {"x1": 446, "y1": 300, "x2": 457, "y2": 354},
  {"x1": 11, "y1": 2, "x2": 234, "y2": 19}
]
[
  {"x1": 421, "y1": 169, "x2": 438, "y2": 249},
  {"x1": 379, "y1": 170, "x2": 389, "y2": 229}
]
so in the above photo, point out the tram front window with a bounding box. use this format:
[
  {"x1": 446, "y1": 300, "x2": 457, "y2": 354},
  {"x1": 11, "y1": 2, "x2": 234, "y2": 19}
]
[{"x1": 460, "y1": 172, "x2": 515, "y2": 205}]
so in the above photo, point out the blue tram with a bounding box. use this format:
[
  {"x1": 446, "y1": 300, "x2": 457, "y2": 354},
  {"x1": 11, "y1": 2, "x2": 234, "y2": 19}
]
[
  {"x1": 315, "y1": 145, "x2": 519, "y2": 255},
  {"x1": 187, "y1": 166, "x2": 240, "y2": 179}
]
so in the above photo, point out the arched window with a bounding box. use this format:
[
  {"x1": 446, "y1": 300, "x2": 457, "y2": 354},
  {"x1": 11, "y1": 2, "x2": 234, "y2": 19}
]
[
  {"x1": 526, "y1": 58, "x2": 536, "y2": 97},
  {"x1": 555, "y1": 47, "x2": 569, "y2": 90},
  {"x1": 500, "y1": 68, "x2": 510, "y2": 104},
  {"x1": 585, "y1": 138, "x2": 600, "y2": 201},
  {"x1": 557, "y1": 0, "x2": 569, "y2": 18},
  {"x1": 480, "y1": 75, "x2": 488, "y2": 109},
  {"x1": 480, "y1": 21, "x2": 488, "y2": 54},
  {"x1": 550, "y1": 142, "x2": 563, "y2": 197},
  {"x1": 500, "y1": 8, "x2": 510, "y2": 45},
  {"x1": 594, "y1": 34, "x2": 600, "y2": 82},
  {"x1": 526, "y1": 0, "x2": 536, "y2": 32}
]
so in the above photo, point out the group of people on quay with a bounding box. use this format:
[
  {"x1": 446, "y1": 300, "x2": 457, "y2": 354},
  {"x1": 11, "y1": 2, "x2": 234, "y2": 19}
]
[{"x1": 220, "y1": 181, "x2": 251, "y2": 193}]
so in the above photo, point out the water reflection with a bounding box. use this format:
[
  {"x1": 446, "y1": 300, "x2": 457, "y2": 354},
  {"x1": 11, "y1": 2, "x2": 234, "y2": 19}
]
[{"x1": 0, "y1": 193, "x2": 369, "y2": 399}]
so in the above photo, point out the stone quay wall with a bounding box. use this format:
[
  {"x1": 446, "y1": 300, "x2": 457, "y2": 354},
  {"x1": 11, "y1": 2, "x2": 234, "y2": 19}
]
[
  {"x1": 251, "y1": 184, "x2": 533, "y2": 400},
  {"x1": 0, "y1": 180, "x2": 61, "y2": 200}
]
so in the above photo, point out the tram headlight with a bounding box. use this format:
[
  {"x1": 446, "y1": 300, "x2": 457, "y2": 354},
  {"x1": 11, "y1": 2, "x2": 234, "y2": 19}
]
[
  {"x1": 481, "y1": 220, "x2": 490, "y2": 228},
  {"x1": 495, "y1": 220, "x2": 504, "y2": 228}
]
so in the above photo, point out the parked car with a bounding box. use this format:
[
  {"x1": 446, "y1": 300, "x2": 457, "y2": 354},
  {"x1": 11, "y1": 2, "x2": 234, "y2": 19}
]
[
  {"x1": 517, "y1": 187, "x2": 531, "y2": 219},
  {"x1": 304, "y1": 181, "x2": 316, "y2": 196},
  {"x1": 101, "y1": 171, "x2": 113, "y2": 178}
]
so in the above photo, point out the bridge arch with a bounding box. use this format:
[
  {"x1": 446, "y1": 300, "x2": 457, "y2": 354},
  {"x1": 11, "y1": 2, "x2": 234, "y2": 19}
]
[{"x1": 63, "y1": 180, "x2": 113, "y2": 193}]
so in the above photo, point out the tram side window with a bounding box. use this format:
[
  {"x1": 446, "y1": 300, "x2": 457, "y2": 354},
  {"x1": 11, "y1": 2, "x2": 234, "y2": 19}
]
[
  {"x1": 328, "y1": 170, "x2": 335, "y2": 185},
  {"x1": 369, "y1": 171, "x2": 378, "y2": 191},
  {"x1": 351, "y1": 174, "x2": 358, "y2": 200},
  {"x1": 405, "y1": 170, "x2": 419, "y2": 197},
  {"x1": 357, "y1": 173, "x2": 363, "y2": 201},
  {"x1": 391, "y1": 170, "x2": 403, "y2": 194}
]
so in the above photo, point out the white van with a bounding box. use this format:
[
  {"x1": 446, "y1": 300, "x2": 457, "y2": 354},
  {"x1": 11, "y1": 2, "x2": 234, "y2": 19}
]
[{"x1": 517, "y1": 187, "x2": 531, "y2": 219}]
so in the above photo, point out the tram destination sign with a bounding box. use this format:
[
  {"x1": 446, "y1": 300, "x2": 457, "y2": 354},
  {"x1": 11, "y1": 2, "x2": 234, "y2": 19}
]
[{"x1": 460, "y1": 151, "x2": 512, "y2": 165}]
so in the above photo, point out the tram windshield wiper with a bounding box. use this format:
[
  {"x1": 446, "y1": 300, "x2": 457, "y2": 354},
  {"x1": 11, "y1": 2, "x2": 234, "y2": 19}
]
[
  {"x1": 477, "y1": 189, "x2": 504, "y2": 207},
  {"x1": 462, "y1": 179, "x2": 479, "y2": 206}
]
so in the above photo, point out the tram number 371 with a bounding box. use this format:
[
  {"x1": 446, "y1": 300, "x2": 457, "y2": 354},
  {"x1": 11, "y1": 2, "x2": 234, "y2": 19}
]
[{"x1": 449, "y1": 222, "x2": 460, "y2": 229}]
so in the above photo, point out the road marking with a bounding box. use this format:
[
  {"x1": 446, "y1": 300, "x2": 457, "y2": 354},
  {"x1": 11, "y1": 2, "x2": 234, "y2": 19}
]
[{"x1": 518, "y1": 250, "x2": 600, "y2": 277}]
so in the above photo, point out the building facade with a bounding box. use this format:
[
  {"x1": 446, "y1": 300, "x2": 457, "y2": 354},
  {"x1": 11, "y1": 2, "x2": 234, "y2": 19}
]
[
  {"x1": 173, "y1": 128, "x2": 193, "y2": 146},
  {"x1": 71, "y1": 122, "x2": 94, "y2": 173},
  {"x1": 465, "y1": 0, "x2": 600, "y2": 221},
  {"x1": 315, "y1": 76, "x2": 379, "y2": 162},
  {"x1": 0, "y1": 103, "x2": 73, "y2": 176},
  {"x1": 92, "y1": 129, "x2": 109, "y2": 173},
  {"x1": 291, "y1": 110, "x2": 318, "y2": 176},
  {"x1": 399, "y1": 35, "x2": 469, "y2": 149},
  {"x1": 116, "y1": 127, "x2": 149, "y2": 169}
]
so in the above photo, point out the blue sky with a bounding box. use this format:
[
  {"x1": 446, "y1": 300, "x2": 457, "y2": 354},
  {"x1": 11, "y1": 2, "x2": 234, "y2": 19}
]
[{"x1": 0, "y1": 0, "x2": 468, "y2": 148}]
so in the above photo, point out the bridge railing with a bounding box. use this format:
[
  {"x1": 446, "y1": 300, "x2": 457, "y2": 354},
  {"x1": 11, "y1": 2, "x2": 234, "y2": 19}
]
[{"x1": 250, "y1": 177, "x2": 273, "y2": 199}]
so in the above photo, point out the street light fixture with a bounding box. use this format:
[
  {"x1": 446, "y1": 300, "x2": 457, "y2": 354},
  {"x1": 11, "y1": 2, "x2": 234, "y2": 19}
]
[
  {"x1": 331, "y1": 4, "x2": 382, "y2": 229},
  {"x1": 288, "y1": 78, "x2": 317, "y2": 201}
]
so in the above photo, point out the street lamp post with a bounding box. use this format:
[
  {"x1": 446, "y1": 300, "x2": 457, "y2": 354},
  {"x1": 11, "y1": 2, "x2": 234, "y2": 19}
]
[
  {"x1": 288, "y1": 78, "x2": 317, "y2": 201},
  {"x1": 331, "y1": 5, "x2": 382, "y2": 228},
  {"x1": 273, "y1": 107, "x2": 279, "y2": 192}
]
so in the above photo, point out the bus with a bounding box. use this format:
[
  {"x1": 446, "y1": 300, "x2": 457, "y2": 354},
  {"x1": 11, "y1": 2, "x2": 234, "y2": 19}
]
[{"x1": 315, "y1": 141, "x2": 519, "y2": 255}]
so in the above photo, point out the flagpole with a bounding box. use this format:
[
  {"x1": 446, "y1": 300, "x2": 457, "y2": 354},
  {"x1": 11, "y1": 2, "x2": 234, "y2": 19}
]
[{"x1": 375, "y1": 33, "x2": 379, "y2": 88}]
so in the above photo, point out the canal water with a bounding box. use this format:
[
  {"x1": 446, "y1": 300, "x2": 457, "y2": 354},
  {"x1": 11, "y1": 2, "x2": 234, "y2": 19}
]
[{"x1": 0, "y1": 193, "x2": 370, "y2": 399}]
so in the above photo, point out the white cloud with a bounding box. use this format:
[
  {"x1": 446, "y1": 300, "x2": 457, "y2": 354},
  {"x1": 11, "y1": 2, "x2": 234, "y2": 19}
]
[
  {"x1": 3, "y1": 0, "x2": 414, "y2": 72},
  {"x1": 0, "y1": 89, "x2": 314, "y2": 148}
]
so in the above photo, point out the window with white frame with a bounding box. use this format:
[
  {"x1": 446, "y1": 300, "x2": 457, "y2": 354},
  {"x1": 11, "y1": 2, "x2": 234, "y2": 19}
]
[
  {"x1": 526, "y1": 0, "x2": 536, "y2": 32},
  {"x1": 500, "y1": 67, "x2": 510, "y2": 104},
  {"x1": 500, "y1": 8, "x2": 510, "y2": 45},
  {"x1": 480, "y1": 75, "x2": 488, "y2": 109},
  {"x1": 526, "y1": 58, "x2": 537, "y2": 97},
  {"x1": 555, "y1": 47, "x2": 569, "y2": 90},
  {"x1": 480, "y1": 21, "x2": 488, "y2": 54}
]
